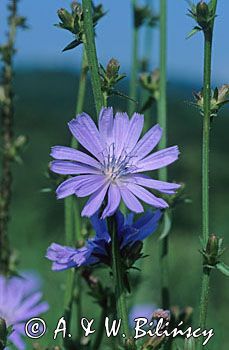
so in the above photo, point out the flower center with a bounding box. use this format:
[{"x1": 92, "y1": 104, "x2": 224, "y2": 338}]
[{"x1": 101, "y1": 143, "x2": 136, "y2": 180}]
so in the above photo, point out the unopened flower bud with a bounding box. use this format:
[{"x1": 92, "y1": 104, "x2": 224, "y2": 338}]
[
  {"x1": 195, "y1": 1, "x2": 210, "y2": 29},
  {"x1": 196, "y1": 1, "x2": 209, "y2": 18},
  {"x1": 206, "y1": 234, "x2": 219, "y2": 259},
  {"x1": 218, "y1": 84, "x2": 229, "y2": 102},
  {"x1": 0, "y1": 318, "x2": 7, "y2": 350},
  {"x1": 106, "y1": 59, "x2": 120, "y2": 79},
  {"x1": 57, "y1": 8, "x2": 72, "y2": 23}
]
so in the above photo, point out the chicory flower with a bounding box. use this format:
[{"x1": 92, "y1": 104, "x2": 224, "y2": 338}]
[
  {"x1": 46, "y1": 210, "x2": 162, "y2": 271},
  {"x1": 0, "y1": 273, "x2": 48, "y2": 350},
  {"x1": 50, "y1": 108, "x2": 180, "y2": 218}
]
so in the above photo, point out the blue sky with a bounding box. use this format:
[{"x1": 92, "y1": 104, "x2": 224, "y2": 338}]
[{"x1": 0, "y1": 0, "x2": 228, "y2": 82}]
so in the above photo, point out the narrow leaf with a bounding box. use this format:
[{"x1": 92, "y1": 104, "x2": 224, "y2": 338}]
[
  {"x1": 159, "y1": 211, "x2": 172, "y2": 240},
  {"x1": 62, "y1": 39, "x2": 82, "y2": 52},
  {"x1": 216, "y1": 262, "x2": 229, "y2": 277},
  {"x1": 186, "y1": 26, "x2": 201, "y2": 39}
]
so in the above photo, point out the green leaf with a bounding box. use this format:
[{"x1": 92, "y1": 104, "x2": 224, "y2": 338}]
[
  {"x1": 62, "y1": 38, "x2": 82, "y2": 52},
  {"x1": 216, "y1": 262, "x2": 229, "y2": 277},
  {"x1": 186, "y1": 26, "x2": 201, "y2": 39},
  {"x1": 159, "y1": 211, "x2": 172, "y2": 240}
]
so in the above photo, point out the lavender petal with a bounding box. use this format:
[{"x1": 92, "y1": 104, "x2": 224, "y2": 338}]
[
  {"x1": 51, "y1": 146, "x2": 101, "y2": 169},
  {"x1": 128, "y1": 183, "x2": 169, "y2": 208},
  {"x1": 119, "y1": 186, "x2": 144, "y2": 213},
  {"x1": 132, "y1": 174, "x2": 181, "y2": 194},
  {"x1": 50, "y1": 160, "x2": 100, "y2": 175},
  {"x1": 98, "y1": 107, "x2": 114, "y2": 143},
  {"x1": 136, "y1": 146, "x2": 180, "y2": 172},
  {"x1": 101, "y1": 183, "x2": 121, "y2": 218},
  {"x1": 132, "y1": 124, "x2": 162, "y2": 160},
  {"x1": 125, "y1": 113, "x2": 144, "y2": 152},
  {"x1": 81, "y1": 183, "x2": 109, "y2": 217},
  {"x1": 68, "y1": 113, "x2": 105, "y2": 162},
  {"x1": 75, "y1": 175, "x2": 108, "y2": 197}
]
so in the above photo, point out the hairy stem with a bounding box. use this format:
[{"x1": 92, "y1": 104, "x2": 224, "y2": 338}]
[
  {"x1": 82, "y1": 0, "x2": 103, "y2": 115},
  {"x1": 158, "y1": 0, "x2": 170, "y2": 310},
  {"x1": 128, "y1": 0, "x2": 139, "y2": 116},
  {"x1": 0, "y1": 0, "x2": 18, "y2": 275},
  {"x1": 109, "y1": 216, "x2": 130, "y2": 345},
  {"x1": 63, "y1": 49, "x2": 88, "y2": 347},
  {"x1": 197, "y1": 2, "x2": 218, "y2": 348}
]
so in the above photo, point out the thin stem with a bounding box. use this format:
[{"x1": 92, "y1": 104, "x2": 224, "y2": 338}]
[
  {"x1": 109, "y1": 216, "x2": 130, "y2": 342},
  {"x1": 128, "y1": 0, "x2": 139, "y2": 116},
  {"x1": 92, "y1": 308, "x2": 106, "y2": 350},
  {"x1": 63, "y1": 49, "x2": 88, "y2": 347},
  {"x1": 158, "y1": 0, "x2": 170, "y2": 310},
  {"x1": 0, "y1": 0, "x2": 18, "y2": 275},
  {"x1": 82, "y1": 0, "x2": 103, "y2": 115},
  {"x1": 142, "y1": 0, "x2": 154, "y2": 129},
  {"x1": 197, "y1": 2, "x2": 218, "y2": 348}
]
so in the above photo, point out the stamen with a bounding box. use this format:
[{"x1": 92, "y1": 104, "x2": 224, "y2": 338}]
[{"x1": 101, "y1": 143, "x2": 137, "y2": 180}]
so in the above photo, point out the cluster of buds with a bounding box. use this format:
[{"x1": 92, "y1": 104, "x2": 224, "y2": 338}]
[
  {"x1": 139, "y1": 70, "x2": 160, "y2": 112},
  {"x1": 201, "y1": 234, "x2": 225, "y2": 267},
  {"x1": 100, "y1": 59, "x2": 126, "y2": 98},
  {"x1": 134, "y1": 4, "x2": 158, "y2": 29},
  {"x1": 56, "y1": 1, "x2": 105, "y2": 52},
  {"x1": 200, "y1": 235, "x2": 229, "y2": 276},
  {"x1": 193, "y1": 85, "x2": 229, "y2": 120},
  {"x1": 187, "y1": 1, "x2": 216, "y2": 38}
]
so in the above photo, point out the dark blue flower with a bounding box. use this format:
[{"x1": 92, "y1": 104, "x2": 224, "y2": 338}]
[{"x1": 46, "y1": 210, "x2": 162, "y2": 271}]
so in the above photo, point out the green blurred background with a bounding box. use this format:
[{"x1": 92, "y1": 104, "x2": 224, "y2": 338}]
[{"x1": 7, "y1": 69, "x2": 228, "y2": 349}]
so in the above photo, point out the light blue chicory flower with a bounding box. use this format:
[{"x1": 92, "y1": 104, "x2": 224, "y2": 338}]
[
  {"x1": 50, "y1": 108, "x2": 180, "y2": 218},
  {"x1": 0, "y1": 272, "x2": 48, "y2": 350},
  {"x1": 46, "y1": 210, "x2": 162, "y2": 271}
]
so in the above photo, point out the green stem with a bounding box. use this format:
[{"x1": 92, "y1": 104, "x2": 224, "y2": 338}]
[
  {"x1": 63, "y1": 49, "x2": 88, "y2": 347},
  {"x1": 141, "y1": 0, "x2": 154, "y2": 131},
  {"x1": 197, "y1": 2, "x2": 218, "y2": 348},
  {"x1": 109, "y1": 216, "x2": 130, "y2": 343},
  {"x1": 0, "y1": 0, "x2": 18, "y2": 275},
  {"x1": 92, "y1": 308, "x2": 106, "y2": 350},
  {"x1": 158, "y1": 0, "x2": 170, "y2": 310},
  {"x1": 128, "y1": 0, "x2": 139, "y2": 116},
  {"x1": 82, "y1": 0, "x2": 103, "y2": 115}
]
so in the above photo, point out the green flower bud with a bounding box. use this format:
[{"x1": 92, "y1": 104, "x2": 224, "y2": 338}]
[
  {"x1": 57, "y1": 8, "x2": 74, "y2": 32},
  {"x1": 57, "y1": 8, "x2": 71, "y2": 23},
  {"x1": 106, "y1": 59, "x2": 120, "y2": 79},
  {"x1": 196, "y1": 1, "x2": 209, "y2": 18},
  {"x1": 206, "y1": 234, "x2": 219, "y2": 259},
  {"x1": 195, "y1": 1, "x2": 210, "y2": 30},
  {"x1": 0, "y1": 318, "x2": 7, "y2": 350}
]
